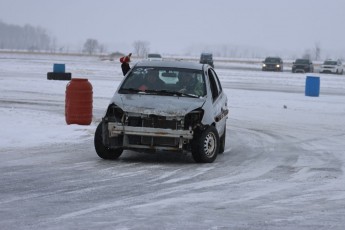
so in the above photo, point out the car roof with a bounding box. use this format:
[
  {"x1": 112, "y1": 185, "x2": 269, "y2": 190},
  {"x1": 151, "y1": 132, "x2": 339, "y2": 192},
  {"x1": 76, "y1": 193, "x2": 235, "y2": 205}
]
[{"x1": 134, "y1": 60, "x2": 205, "y2": 70}]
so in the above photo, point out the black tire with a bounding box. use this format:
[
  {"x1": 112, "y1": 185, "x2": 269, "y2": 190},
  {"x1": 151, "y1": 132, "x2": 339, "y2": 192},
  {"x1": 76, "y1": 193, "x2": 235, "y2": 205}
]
[
  {"x1": 219, "y1": 128, "x2": 226, "y2": 154},
  {"x1": 94, "y1": 122, "x2": 123, "y2": 160},
  {"x1": 192, "y1": 126, "x2": 219, "y2": 163},
  {"x1": 47, "y1": 72, "x2": 71, "y2": 80}
]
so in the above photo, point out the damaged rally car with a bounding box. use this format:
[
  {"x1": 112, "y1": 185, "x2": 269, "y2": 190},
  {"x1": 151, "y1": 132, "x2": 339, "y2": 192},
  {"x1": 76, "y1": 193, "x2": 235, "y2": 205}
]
[{"x1": 94, "y1": 60, "x2": 228, "y2": 163}]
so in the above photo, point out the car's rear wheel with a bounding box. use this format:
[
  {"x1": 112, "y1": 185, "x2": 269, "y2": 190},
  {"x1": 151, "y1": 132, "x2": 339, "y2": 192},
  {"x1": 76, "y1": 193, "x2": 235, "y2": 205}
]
[
  {"x1": 192, "y1": 126, "x2": 219, "y2": 163},
  {"x1": 94, "y1": 122, "x2": 123, "y2": 160}
]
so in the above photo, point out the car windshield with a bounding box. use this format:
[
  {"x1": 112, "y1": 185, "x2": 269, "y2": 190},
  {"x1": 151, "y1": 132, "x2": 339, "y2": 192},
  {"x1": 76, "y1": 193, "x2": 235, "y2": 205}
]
[
  {"x1": 296, "y1": 59, "x2": 309, "y2": 64},
  {"x1": 148, "y1": 54, "x2": 161, "y2": 58},
  {"x1": 324, "y1": 61, "x2": 337, "y2": 65},
  {"x1": 265, "y1": 58, "x2": 280, "y2": 63},
  {"x1": 119, "y1": 67, "x2": 206, "y2": 97}
]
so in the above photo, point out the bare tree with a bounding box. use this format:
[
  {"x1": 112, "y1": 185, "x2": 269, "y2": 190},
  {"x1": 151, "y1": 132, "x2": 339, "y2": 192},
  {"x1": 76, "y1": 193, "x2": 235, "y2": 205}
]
[
  {"x1": 0, "y1": 21, "x2": 52, "y2": 51},
  {"x1": 133, "y1": 40, "x2": 150, "y2": 58},
  {"x1": 50, "y1": 37, "x2": 57, "y2": 53},
  {"x1": 98, "y1": 44, "x2": 107, "y2": 54},
  {"x1": 314, "y1": 42, "x2": 321, "y2": 61},
  {"x1": 83, "y1": 39, "x2": 99, "y2": 55},
  {"x1": 302, "y1": 49, "x2": 311, "y2": 60}
]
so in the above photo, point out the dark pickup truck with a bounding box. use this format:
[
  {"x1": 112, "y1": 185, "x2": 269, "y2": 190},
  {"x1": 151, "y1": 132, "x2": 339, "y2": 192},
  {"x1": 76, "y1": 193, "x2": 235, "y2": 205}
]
[{"x1": 292, "y1": 59, "x2": 314, "y2": 73}]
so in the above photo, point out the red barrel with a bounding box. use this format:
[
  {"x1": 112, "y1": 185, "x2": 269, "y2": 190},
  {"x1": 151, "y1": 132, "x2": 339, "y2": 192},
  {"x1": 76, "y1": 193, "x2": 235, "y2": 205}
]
[{"x1": 65, "y1": 78, "x2": 93, "y2": 125}]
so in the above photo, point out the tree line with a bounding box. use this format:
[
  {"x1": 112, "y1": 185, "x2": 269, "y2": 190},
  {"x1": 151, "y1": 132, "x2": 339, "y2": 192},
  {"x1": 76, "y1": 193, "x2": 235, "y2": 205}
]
[
  {"x1": 0, "y1": 20, "x2": 323, "y2": 60},
  {"x1": 0, "y1": 21, "x2": 52, "y2": 51},
  {"x1": 0, "y1": 20, "x2": 152, "y2": 57}
]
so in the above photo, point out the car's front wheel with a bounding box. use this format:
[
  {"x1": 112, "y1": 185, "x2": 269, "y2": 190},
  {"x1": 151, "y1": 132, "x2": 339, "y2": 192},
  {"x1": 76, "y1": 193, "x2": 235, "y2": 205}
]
[
  {"x1": 94, "y1": 122, "x2": 123, "y2": 160},
  {"x1": 192, "y1": 126, "x2": 219, "y2": 163}
]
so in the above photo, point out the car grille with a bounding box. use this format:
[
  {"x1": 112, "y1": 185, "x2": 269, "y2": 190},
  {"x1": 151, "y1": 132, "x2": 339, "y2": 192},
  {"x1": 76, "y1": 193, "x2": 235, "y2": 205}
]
[
  {"x1": 128, "y1": 116, "x2": 180, "y2": 129},
  {"x1": 265, "y1": 64, "x2": 279, "y2": 69},
  {"x1": 295, "y1": 65, "x2": 307, "y2": 68},
  {"x1": 127, "y1": 116, "x2": 181, "y2": 147}
]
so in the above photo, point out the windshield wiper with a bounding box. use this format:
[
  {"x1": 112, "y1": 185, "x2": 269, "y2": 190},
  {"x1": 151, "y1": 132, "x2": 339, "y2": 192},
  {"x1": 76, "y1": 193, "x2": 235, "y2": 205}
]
[
  {"x1": 120, "y1": 88, "x2": 199, "y2": 98},
  {"x1": 159, "y1": 90, "x2": 199, "y2": 98},
  {"x1": 118, "y1": 88, "x2": 141, "y2": 94},
  {"x1": 142, "y1": 89, "x2": 160, "y2": 94}
]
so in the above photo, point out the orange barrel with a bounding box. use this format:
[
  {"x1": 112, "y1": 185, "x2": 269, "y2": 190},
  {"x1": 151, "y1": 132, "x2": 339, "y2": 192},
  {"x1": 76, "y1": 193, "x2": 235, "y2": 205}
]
[{"x1": 65, "y1": 78, "x2": 93, "y2": 125}]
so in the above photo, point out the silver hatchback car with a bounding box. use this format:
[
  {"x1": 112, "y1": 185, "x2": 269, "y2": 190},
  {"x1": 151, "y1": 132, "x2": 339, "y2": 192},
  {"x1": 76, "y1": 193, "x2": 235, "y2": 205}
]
[{"x1": 94, "y1": 60, "x2": 228, "y2": 163}]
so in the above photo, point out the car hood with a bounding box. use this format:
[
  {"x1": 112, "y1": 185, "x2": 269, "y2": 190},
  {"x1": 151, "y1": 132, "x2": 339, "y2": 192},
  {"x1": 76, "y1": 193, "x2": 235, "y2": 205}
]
[
  {"x1": 293, "y1": 63, "x2": 309, "y2": 67},
  {"x1": 112, "y1": 94, "x2": 206, "y2": 117}
]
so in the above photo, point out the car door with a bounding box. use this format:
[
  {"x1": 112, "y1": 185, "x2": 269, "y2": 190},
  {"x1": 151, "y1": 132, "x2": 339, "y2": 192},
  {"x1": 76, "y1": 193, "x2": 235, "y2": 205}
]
[{"x1": 207, "y1": 68, "x2": 228, "y2": 136}]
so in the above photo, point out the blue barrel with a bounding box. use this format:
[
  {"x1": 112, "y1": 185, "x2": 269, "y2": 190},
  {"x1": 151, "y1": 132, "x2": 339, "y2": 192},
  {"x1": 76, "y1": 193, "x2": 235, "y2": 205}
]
[
  {"x1": 305, "y1": 76, "x2": 320, "y2": 97},
  {"x1": 53, "y1": 64, "x2": 65, "y2": 73}
]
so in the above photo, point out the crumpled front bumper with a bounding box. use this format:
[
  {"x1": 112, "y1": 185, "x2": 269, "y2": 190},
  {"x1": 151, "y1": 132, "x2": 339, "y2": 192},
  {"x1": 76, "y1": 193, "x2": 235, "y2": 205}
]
[{"x1": 107, "y1": 122, "x2": 194, "y2": 151}]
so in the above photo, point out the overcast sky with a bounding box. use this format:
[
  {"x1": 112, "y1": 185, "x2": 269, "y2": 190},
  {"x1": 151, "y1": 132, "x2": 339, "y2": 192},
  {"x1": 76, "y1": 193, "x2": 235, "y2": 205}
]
[{"x1": 1, "y1": 0, "x2": 345, "y2": 57}]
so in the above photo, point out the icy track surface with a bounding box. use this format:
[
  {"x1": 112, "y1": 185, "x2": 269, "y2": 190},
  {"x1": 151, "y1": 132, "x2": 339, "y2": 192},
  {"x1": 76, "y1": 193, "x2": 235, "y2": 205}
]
[{"x1": 0, "y1": 53, "x2": 345, "y2": 230}]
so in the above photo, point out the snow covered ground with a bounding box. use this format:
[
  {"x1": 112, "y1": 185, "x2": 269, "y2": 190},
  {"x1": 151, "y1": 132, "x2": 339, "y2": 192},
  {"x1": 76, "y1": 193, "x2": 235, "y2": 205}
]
[{"x1": 1, "y1": 52, "x2": 345, "y2": 229}]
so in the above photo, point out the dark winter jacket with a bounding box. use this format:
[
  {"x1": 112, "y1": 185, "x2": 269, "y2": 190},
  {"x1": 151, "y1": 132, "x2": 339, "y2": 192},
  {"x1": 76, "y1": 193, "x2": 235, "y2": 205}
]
[{"x1": 121, "y1": 62, "x2": 130, "y2": 76}]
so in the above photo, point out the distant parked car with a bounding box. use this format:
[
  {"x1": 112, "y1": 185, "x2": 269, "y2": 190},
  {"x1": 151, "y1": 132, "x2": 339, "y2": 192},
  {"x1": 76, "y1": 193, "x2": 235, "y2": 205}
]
[
  {"x1": 147, "y1": 53, "x2": 163, "y2": 61},
  {"x1": 320, "y1": 59, "x2": 343, "y2": 74},
  {"x1": 94, "y1": 60, "x2": 228, "y2": 163},
  {"x1": 292, "y1": 59, "x2": 314, "y2": 73},
  {"x1": 199, "y1": 53, "x2": 214, "y2": 67},
  {"x1": 262, "y1": 57, "x2": 283, "y2": 72}
]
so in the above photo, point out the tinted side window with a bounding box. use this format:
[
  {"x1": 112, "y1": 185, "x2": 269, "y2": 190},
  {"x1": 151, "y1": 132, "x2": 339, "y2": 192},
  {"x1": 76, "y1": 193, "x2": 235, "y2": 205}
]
[
  {"x1": 210, "y1": 69, "x2": 222, "y2": 93},
  {"x1": 208, "y1": 69, "x2": 221, "y2": 101}
]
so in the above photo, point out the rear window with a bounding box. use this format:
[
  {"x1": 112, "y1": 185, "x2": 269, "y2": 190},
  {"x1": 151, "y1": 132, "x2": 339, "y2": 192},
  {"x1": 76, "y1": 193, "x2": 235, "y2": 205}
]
[
  {"x1": 201, "y1": 54, "x2": 212, "y2": 59},
  {"x1": 148, "y1": 54, "x2": 162, "y2": 58}
]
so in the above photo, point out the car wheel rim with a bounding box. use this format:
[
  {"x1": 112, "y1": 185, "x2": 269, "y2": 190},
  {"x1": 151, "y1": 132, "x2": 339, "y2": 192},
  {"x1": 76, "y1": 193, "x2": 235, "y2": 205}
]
[{"x1": 203, "y1": 132, "x2": 216, "y2": 157}]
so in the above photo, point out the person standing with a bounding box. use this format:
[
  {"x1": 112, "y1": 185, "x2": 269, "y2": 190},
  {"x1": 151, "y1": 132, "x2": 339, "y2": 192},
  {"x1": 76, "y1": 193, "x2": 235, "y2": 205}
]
[{"x1": 120, "y1": 53, "x2": 132, "y2": 76}]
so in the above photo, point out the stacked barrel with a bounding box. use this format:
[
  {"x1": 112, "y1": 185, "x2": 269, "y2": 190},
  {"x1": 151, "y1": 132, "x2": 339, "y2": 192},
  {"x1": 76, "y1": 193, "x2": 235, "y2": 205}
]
[
  {"x1": 65, "y1": 78, "x2": 93, "y2": 125},
  {"x1": 47, "y1": 63, "x2": 71, "y2": 80}
]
